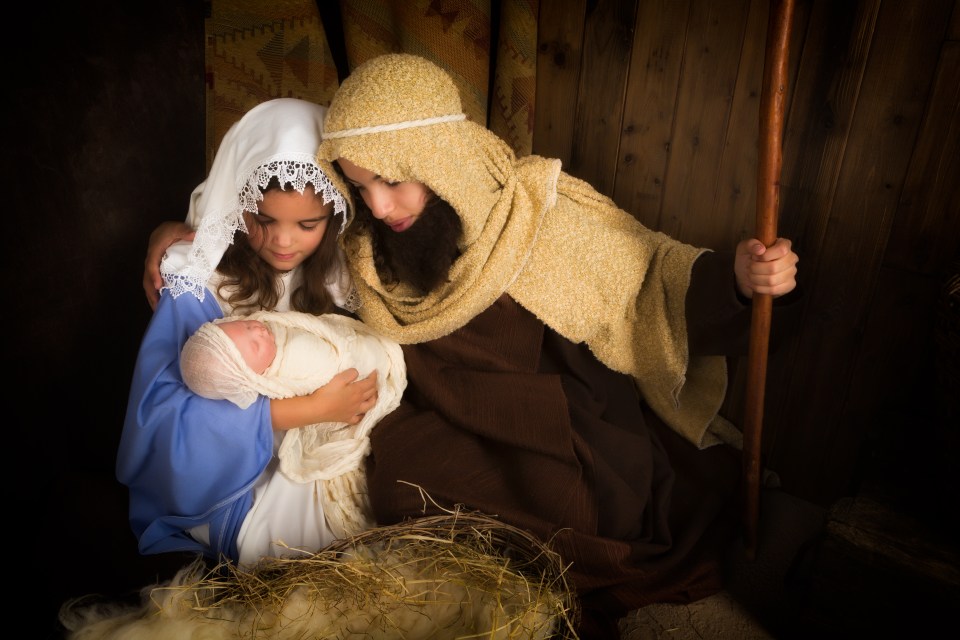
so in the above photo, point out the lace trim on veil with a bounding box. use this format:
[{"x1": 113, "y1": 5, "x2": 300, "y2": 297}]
[{"x1": 161, "y1": 158, "x2": 360, "y2": 313}]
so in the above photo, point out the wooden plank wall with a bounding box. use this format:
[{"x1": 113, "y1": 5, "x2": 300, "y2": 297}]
[{"x1": 535, "y1": 0, "x2": 960, "y2": 507}]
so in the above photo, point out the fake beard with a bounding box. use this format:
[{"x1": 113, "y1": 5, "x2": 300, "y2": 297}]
[{"x1": 368, "y1": 199, "x2": 462, "y2": 295}]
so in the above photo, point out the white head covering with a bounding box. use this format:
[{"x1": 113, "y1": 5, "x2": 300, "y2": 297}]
[{"x1": 161, "y1": 98, "x2": 352, "y2": 303}]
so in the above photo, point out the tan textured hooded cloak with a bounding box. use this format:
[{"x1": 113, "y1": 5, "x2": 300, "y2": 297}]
[{"x1": 317, "y1": 53, "x2": 730, "y2": 448}]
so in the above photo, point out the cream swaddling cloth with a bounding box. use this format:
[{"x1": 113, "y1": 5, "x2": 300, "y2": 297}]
[{"x1": 180, "y1": 309, "x2": 406, "y2": 538}]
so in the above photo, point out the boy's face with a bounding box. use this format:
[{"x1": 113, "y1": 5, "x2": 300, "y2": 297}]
[
  {"x1": 218, "y1": 320, "x2": 277, "y2": 374},
  {"x1": 336, "y1": 158, "x2": 431, "y2": 233}
]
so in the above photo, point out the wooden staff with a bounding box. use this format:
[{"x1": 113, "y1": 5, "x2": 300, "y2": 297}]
[{"x1": 743, "y1": 0, "x2": 795, "y2": 561}]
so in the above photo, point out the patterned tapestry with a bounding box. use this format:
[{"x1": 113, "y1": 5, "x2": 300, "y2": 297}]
[
  {"x1": 205, "y1": 0, "x2": 539, "y2": 168},
  {"x1": 204, "y1": 0, "x2": 340, "y2": 169},
  {"x1": 336, "y1": 0, "x2": 539, "y2": 155},
  {"x1": 487, "y1": 0, "x2": 539, "y2": 156}
]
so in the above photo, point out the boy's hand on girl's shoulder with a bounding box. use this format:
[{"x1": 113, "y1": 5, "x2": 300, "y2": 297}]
[{"x1": 143, "y1": 221, "x2": 196, "y2": 311}]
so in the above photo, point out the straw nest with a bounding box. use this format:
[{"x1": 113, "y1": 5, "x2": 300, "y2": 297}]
[{"x1": 60, "y1": 506, "x2": 580, "y2": 639}]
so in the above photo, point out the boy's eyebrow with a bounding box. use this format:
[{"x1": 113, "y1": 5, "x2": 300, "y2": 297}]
[{"x1": 347, "y1": 174, "x2": 384, "y2": 185}]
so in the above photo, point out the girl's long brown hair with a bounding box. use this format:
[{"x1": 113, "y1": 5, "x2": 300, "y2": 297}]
[{"x1": 216, "y1": 178, "x2": 341, "y2": 316}]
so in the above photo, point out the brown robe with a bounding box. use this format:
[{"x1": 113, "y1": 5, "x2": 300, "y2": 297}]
[{"x1": 365, "y1": 251, "x2": 778, "y2": 635}]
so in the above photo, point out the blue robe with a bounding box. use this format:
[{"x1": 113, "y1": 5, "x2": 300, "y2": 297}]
[{"x1": 116, "y1": 289, "x2": 274, "y2": 561}]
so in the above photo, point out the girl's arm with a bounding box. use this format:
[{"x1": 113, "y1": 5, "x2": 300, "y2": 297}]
[
  {"x1": 117, "y1": 289, "x2": 274, "y2": 557},
  {"x1": 270, "y1": 370, "x2": 379, "y2": 429}
]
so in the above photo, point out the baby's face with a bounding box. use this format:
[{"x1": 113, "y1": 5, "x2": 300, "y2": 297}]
[{"x1": 218, "y1": 319, "x2": 277, "y2": 374}]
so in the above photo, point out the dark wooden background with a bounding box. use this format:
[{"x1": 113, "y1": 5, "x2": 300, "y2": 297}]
[
  {"x1": 14, "y1": 1, "x2": 956, "y2": 637},
  {"x1": 13, "y1": 3, "x2": 208, "y2": 637},
  {"x1": 533, "y1": 0, "x2": 959, "y2": 511}
]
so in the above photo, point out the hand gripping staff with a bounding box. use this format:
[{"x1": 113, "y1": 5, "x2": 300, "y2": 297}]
[{"x1": 743, "y1": 0, "x2": 795, "y2": 561}]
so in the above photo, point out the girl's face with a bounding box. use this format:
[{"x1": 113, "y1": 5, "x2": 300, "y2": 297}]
[
  {"x1": 337, "y1": 158, "x2": 431, "y2": 233},
  {"x1": 246, "y1": 185, "x2": 333, "y2": 272}
]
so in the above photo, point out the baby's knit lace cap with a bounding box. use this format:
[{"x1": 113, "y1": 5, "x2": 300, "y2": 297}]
[{"x1": 180, "y1": 318, "x2": 260, "y2": 409}]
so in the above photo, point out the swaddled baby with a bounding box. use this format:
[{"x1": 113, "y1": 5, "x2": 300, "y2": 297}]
[{"x1": 180, "y1": 310, "x2": 406, "y2": 537}]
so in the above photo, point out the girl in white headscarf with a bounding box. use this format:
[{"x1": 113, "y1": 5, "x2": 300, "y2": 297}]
[{"x1": 117, "y1": 98, "x2": 380, "y2": 567}]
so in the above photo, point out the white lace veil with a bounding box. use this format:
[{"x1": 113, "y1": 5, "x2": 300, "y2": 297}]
[{"x1": 160, "y1": 98, "x2": 351, "y2": 305}]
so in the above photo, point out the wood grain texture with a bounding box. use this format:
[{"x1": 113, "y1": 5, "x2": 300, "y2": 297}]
[
  {"x1": 567, "y1": 0, "x2": 638, "y2": 194},
  {"x1": 770, "y1": 0, "x2": 954, "y2": 502},
  {"x1": 532, "y1": 0, "x2": 587, "y2": 164},
  {"x1": 613, "y1": 0, "x2": 690, "y2": 230},
  {"x1": 884, "y1": 40, "x2": 960, "y2": 274},
  {"x1": 707, "y1": 0, "x2": 769, "y2": 251},
  {"x1": 532, "y1": 0, "x2": 959, "y2": 508},
  {"x1": 660, "y1": 0, "x2": 752, "y2": 244}
]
